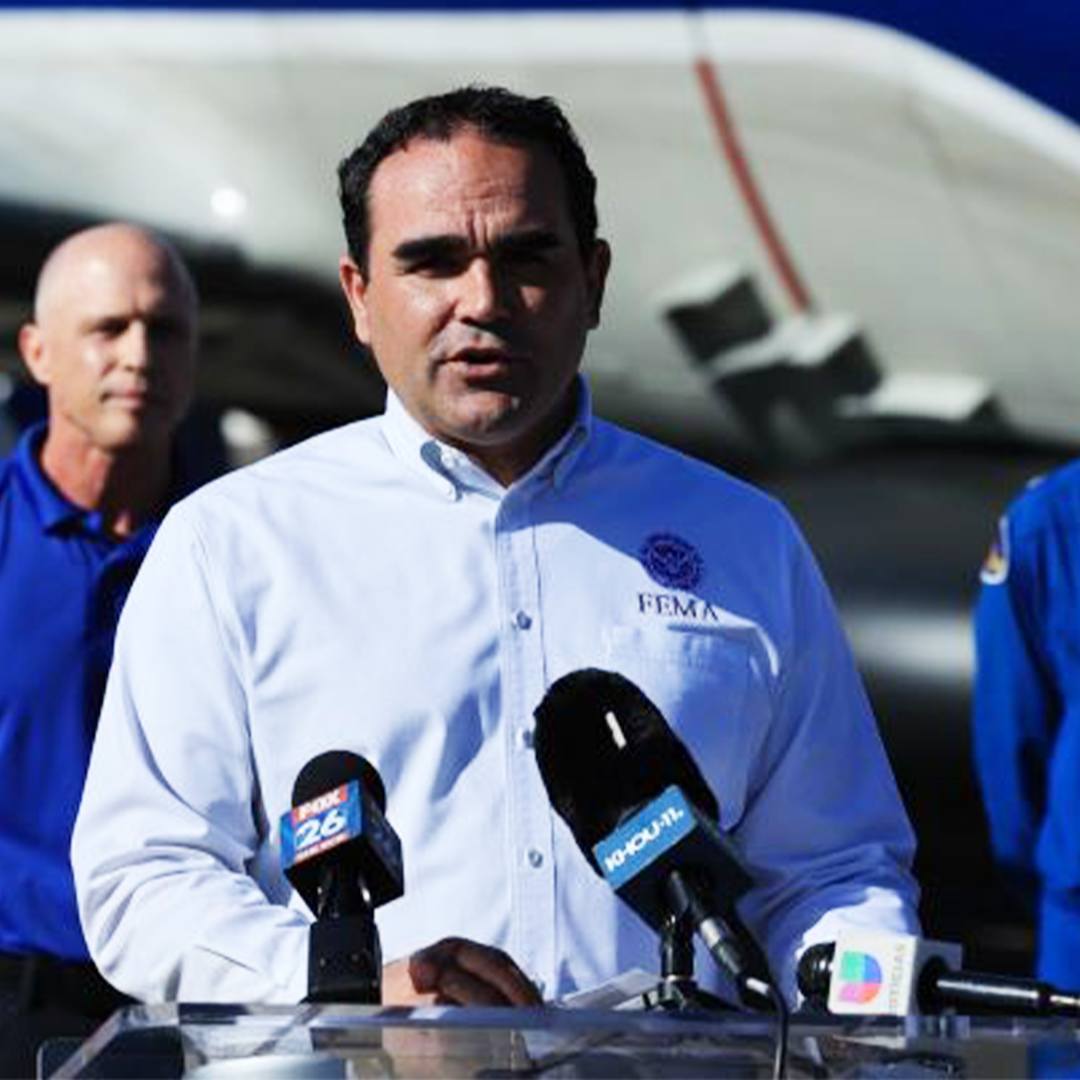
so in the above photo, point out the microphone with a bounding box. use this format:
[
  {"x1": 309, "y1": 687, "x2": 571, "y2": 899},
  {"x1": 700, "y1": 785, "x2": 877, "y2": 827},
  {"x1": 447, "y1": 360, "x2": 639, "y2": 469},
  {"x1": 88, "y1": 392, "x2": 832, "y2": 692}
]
[
  {"x1": 797, "y1": 929, "x2": 1080, "y2": 1017},
  {"x1": 280, "y1": 750, "x2": 404, "y2": 1003},
  {"x1": 533, "y1": 668, "x2": 774, "y2": 1009}
]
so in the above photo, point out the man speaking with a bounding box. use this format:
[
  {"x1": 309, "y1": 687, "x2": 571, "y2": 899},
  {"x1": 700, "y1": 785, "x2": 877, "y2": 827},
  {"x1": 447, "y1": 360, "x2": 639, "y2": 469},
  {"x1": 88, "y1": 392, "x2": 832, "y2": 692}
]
[{"x1": 73, "y1": 86, "x2": 918, "y2": 1009}]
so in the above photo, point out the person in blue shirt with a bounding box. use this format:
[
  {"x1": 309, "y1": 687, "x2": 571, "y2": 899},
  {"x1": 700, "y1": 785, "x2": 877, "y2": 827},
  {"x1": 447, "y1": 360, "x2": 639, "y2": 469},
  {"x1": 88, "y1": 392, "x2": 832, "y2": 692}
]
[
  {"x1": 973, "y1": 465, "x2": 1080, "y2": 991},
  {"x1": 0, "y1": 222, "x2": 199, "y2": 1074}
]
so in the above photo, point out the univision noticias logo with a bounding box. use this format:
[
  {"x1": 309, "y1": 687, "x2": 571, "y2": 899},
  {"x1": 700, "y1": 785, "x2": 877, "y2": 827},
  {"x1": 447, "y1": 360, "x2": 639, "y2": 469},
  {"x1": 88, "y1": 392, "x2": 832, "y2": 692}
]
[{"x1": 837, "y1": 950, "x2": 883, "y2": 1004}]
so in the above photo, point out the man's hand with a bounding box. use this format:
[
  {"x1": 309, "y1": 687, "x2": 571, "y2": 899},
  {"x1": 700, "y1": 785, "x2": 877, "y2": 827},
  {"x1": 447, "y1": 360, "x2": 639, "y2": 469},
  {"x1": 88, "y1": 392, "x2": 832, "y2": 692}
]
[{"x1": 382, "y1": 937, "x2": 543, "y2": 1007}]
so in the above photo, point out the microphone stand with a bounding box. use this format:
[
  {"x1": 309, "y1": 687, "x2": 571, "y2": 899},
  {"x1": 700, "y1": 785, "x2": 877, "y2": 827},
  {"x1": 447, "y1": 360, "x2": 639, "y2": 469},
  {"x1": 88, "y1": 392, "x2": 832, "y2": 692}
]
[
  {"x1": 642, "y1": 902, "x2": 790, "y2": 1080},
  {"x1": 305, "y1": 865, "x2": 383, "y2": 1004},
  {"x1": 642, "y1": 909, "x2": 732, "y2": 1014}
]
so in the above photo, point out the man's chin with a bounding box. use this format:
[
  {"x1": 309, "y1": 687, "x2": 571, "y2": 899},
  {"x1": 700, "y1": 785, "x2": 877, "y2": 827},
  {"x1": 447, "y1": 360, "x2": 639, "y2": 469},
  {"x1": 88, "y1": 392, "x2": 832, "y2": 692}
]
[
  {"x1": 96, "y1": 418, "x2": 173, "y2": 454},
  {"x1": 444, "y1": 405, "x2": 528, "y2": 448}
]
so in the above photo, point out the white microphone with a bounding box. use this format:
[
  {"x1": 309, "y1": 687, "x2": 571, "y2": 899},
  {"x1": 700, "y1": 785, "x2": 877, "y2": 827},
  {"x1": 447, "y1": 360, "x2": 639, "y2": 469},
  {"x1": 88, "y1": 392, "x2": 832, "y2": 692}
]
[
  {"x1": 798, "y1": 930, "x2": 961, "y2": 1016},
  {"x1": 798, "y1": 929, "x2": 1080, "y2": 1017}
]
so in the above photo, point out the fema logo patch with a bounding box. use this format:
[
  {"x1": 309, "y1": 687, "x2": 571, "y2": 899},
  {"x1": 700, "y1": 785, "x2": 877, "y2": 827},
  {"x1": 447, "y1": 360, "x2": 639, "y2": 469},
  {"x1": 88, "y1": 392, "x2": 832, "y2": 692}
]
[{"x1": 639, "y1": 533, "x2": 704, "y2": 591}]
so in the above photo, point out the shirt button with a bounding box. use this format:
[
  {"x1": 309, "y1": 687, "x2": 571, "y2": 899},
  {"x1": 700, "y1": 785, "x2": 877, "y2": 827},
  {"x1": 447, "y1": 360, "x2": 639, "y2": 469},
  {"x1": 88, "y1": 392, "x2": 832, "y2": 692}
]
[
  {"x1": 527, "y1": 849, "x2": 544, "y2": 868},
  {"x1": 514, "y1": 611, "x2": 533, "y2": 630},
  {"x1": 519, "y1": 728, "x2": 535, "y2": 750}
]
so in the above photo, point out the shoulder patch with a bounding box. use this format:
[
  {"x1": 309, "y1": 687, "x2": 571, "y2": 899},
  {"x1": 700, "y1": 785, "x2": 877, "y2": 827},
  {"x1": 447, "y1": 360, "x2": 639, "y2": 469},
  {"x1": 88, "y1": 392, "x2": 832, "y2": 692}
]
[{"x1": 980, "y1": 515, "x2": 1010, "y2": 585}]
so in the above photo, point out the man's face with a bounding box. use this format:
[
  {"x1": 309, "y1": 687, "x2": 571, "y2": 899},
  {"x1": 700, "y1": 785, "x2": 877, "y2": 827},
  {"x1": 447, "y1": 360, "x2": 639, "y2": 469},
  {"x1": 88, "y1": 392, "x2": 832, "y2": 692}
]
[
  {"x1": 22, "y1": 233, "x2": 197, "y2": 455},
  {"x1": 340, "y1": 128, "x2": 609, "y2": 483}
]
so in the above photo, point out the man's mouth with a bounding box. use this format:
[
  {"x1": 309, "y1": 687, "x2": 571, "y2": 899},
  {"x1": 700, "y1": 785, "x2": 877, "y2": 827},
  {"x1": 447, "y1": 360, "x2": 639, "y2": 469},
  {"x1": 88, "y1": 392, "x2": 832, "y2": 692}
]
[
  {"x1": 107, "y1": 388, "x2": 164, "y2": 409},
  {"x1": 449, "y1": 346, "x2": 514, "y2": 361},
  {"x1": 443, "y1": 348, "x2": 520, "y2": 376}
]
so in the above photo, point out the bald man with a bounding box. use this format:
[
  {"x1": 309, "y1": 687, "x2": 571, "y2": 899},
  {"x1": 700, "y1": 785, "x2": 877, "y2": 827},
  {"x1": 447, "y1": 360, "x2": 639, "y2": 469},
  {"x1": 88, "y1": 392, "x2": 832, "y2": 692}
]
[{"x1": 0, "y1": 224, "x2": 199, "y2": 1070}]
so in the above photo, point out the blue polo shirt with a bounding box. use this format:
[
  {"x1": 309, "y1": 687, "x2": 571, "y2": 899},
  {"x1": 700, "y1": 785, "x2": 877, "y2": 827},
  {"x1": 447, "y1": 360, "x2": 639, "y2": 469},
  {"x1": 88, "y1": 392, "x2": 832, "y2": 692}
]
[{"x1": 0, "y1": 423, "x2": 165, "y2": 960}]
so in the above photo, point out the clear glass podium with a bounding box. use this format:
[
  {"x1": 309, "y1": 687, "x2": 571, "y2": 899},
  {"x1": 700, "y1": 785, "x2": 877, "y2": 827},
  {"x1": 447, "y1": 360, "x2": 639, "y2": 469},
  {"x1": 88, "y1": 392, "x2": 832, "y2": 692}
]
[{"x1": 43, "y1": 1002, "x2": 1080, "y2": 1079}]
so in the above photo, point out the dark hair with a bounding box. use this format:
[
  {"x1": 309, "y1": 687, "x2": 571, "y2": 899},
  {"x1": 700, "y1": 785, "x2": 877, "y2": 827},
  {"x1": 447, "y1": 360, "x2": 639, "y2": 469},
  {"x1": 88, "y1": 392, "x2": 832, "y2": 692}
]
[{"x1": 338, "y1": 84, "x2": 598, "y2": 273}]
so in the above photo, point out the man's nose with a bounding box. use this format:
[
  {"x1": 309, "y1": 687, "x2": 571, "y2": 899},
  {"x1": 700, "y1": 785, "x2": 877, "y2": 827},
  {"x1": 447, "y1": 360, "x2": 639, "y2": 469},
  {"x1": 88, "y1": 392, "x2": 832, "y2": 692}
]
[
  {"x1": 119, "y1": 322, "x2": 150, "y2": 371},
  {"x1": 457, "y1": 259, "x2": 508, "y2": 322}
]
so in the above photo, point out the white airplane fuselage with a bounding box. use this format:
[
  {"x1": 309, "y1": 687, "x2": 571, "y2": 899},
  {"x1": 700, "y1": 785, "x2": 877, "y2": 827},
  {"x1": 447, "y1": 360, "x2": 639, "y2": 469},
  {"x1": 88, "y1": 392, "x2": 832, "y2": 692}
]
[{"x1": 2, "y1": 5, "x2": 1080, "y2": 453}]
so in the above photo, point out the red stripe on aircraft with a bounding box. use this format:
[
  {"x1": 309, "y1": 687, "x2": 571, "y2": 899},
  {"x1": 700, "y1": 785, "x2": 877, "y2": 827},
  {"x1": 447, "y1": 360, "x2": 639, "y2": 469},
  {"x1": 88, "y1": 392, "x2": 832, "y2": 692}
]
[{"x1": 694, "y1": 57, "x2": 814, "y2": 313}]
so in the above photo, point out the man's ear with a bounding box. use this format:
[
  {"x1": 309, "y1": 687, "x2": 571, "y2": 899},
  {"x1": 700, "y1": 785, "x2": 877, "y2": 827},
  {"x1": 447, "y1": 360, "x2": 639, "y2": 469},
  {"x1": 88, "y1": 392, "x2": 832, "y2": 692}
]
[
  {"x1": 17, "y1": 323, "x2": 51, "y2": 387},
  {"x1": 339, "y1": 256, "x2": 373, "y2": 346},
  {"x1": 586, "y1": 240, "x2": 611, "y2": 330}
]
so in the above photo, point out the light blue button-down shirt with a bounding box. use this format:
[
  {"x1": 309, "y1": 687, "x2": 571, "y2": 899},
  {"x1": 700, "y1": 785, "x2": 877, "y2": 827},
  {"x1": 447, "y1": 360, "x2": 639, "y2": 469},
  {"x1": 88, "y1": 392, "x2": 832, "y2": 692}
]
[{"x1": 73, "y1": 381, "x2": 918, "y2": 1005}]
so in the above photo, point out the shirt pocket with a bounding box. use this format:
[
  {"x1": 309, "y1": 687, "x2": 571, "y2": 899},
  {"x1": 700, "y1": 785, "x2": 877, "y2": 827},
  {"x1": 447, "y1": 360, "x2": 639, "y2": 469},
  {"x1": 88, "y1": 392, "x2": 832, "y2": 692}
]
[{"x1": 602, "y1": 624, "x2": 757, "y2": 829}]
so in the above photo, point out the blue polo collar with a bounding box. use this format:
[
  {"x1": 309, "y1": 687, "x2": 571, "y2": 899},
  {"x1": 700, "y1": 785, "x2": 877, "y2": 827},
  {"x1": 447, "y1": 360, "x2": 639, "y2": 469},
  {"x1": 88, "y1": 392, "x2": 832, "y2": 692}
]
[
  {"x1": 12, "y1": 423, "x2": 90, "y2": 535},
  {"x1": 11, "y1": 421, "x2": 195, "y2": 540}
]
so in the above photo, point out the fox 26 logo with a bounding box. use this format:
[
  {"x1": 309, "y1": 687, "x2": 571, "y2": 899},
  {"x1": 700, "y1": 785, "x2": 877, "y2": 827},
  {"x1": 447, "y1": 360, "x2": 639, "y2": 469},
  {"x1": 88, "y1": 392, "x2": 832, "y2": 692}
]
[
  {"x1": 294, "y1": 802, "x2": 349, "y2": 854},
  {"x1": 282, "y1": 784, "x2": 358, "y2": 868}
]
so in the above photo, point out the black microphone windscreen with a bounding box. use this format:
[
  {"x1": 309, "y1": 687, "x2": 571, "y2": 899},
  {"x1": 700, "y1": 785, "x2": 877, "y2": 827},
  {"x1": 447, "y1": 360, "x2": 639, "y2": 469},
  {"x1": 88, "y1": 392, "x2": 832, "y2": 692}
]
[
  {"x1": 795, "y1": 942, "x2": 834, "y2": 1007},
  {"x1": 292, "y1": 749, "x2": 387, "y2": 812},
  {"x1": 533, "y1": 668, "x2": 720, "y2": 862}
]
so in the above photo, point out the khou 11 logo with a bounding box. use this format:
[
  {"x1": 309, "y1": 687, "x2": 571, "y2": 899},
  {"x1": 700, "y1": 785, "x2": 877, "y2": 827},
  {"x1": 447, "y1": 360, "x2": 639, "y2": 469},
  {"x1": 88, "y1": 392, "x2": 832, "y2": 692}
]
[{"x1": 594, "y1": 786, "x2": 694, "y2": 889}]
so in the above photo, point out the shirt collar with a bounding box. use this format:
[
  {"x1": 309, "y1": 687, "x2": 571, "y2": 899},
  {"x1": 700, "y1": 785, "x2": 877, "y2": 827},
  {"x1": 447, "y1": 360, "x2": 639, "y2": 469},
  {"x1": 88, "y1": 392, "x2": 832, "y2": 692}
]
[
  {"x1": 13, "y1": 422, "x2": 87, "y2": 534},
  {"x1": 380, "y1": 376, "x2": 594, "y2": 499},
  {"x1": 11, "y1": 420, "x2": 195, "y2": 540}
]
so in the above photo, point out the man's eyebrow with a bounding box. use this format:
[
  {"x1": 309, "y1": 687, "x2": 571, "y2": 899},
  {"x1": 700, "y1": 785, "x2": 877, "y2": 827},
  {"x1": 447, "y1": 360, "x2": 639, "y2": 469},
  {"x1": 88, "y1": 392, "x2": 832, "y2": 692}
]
[
  {"x1": 78, "y1": 311, "x2": 129, "y2": 332},
  {"x1": 391, "y1": 235, "x2": 467, "y2": 265},
  {"x1": 80, "y1": 308, "x2": 186, "y2": 328},
  {"x1": 391, "y1": 227, "x2": 565, "y2": 266},
  {"x1": 496, "y1": 227, "x2": 563, "y2": 254}
]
